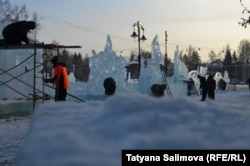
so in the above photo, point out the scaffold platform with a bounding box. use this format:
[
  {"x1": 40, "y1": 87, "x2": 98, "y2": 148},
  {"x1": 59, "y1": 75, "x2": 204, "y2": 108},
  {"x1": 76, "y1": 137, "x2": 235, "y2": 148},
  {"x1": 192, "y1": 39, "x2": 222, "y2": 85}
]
[{"x1": 0, "y1": 43, "x2": 82, "y2": 50}]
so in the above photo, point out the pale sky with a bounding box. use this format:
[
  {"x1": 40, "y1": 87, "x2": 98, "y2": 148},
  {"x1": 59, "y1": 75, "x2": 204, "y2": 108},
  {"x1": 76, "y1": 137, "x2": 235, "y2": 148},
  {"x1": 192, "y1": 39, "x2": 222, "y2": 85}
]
[{"x1": 8, "y1": 0, "x2": 250, "y2": 61}]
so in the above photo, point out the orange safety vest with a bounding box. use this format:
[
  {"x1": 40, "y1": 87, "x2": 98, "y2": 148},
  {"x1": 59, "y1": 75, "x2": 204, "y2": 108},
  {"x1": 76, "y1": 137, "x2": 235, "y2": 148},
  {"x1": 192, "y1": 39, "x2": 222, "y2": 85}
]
[{"x1": 53, "y1": 65, "x2": 69, "y2": 89}]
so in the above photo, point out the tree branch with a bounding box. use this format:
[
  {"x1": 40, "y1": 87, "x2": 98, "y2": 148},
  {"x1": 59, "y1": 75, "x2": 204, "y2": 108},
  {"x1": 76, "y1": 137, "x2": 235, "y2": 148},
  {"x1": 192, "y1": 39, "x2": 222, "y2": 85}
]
[{"x1": 239, "y1": 0, "x2": 250, "y2": 28}]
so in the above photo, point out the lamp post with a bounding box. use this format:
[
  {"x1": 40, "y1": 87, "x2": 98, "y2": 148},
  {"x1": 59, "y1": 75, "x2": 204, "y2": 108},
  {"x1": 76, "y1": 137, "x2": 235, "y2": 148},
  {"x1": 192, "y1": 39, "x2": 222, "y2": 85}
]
[{"x1": 131, "y1": 21, "x2": 147, "y2": 78}]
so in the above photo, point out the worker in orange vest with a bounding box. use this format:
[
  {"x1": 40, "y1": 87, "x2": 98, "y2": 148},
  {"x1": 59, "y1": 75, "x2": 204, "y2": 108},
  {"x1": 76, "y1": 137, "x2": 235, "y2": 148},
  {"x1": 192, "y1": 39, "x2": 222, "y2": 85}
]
[{"x1": 44, "y1": 56, "x2": 69, "y2": 101}]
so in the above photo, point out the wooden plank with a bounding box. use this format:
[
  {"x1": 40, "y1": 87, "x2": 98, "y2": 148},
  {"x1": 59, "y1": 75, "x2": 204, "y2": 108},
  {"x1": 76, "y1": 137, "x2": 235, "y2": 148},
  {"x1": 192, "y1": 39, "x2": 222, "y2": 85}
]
[
  {"x1": 40, "y1": 44, "x2": 82, "y2": 49},
  {"x1": 0, "y1": 43, "x2": 82, "y2": 50},
  {"x1": 0, "y1": 45, "x2": 36, "y2": 50}
]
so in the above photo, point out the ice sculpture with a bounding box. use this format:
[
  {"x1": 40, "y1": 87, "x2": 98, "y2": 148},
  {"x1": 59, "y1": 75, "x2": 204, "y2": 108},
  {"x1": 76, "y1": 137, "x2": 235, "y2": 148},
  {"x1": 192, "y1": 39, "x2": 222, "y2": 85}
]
[
  {"x1": 173, "y1": 46, "x2": 189, "y2": 82},
  {"x1": 223, "y1": 71, "x2": 230, "y2": 84},
  {"x1": 69, "y1": 72, "x2": 76, "y2": 82},
  {"x1": 138, "y1": 35, "x2": 164, "y2": 93},
  {"x1": 86, "y1": 35, "x2": 127, "y2": 95}
]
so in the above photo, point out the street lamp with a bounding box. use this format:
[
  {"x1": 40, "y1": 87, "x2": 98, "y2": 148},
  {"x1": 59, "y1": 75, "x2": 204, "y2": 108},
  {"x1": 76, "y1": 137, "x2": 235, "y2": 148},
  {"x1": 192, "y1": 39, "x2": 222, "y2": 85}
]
[{"x1": 131, "y1": 21, "x2": 147, "y2": 78}]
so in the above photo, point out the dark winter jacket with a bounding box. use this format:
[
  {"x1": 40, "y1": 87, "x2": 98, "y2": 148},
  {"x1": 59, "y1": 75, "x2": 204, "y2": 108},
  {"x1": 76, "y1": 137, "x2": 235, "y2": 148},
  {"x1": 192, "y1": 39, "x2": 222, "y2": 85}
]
[
  {"x1": 198, "y1": 75, "x2": 207, "y2": 90},
  {"x1": 246, "y1": 78, "x2": 250, "y2": 88},
  {"x1": 2, "y1": 21, "x2": 36, "y2": 45},
  {"x1": 103, "y1": 77, "x2": 116, "y2": 96},
  {"x1": 219, "y1": 79, "x2": 226, "y2": 90},
  {"x1": 207, "y1": 75, "x2": 216, "y2": 91}
]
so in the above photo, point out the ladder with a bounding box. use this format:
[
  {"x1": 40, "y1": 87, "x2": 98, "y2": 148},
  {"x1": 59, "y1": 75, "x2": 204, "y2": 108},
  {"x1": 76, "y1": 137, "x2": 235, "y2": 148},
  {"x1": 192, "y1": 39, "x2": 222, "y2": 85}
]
[
  {"x1": 191, "y1": 81, "x2": 199, "y2": 96},
  {"x1": 161, "y1": 70, "x2": 172, "y2": 97},
  {"x1": 33, "y1": 44, "x2": 53, "y2": 109},
  {"x1": 186, "y1": 79, "x2": 199, "y2": 96}
]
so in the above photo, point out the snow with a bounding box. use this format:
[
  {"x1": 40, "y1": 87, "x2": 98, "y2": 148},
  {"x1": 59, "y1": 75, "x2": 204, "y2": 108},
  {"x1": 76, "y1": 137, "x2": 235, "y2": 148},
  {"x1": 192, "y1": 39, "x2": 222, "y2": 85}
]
[
  {"x1": 0, "y1": 117, "x2": 30, "y2": 165},
  {"x1": 8, "y1": 89, "x2": 250, "y2": 166}
]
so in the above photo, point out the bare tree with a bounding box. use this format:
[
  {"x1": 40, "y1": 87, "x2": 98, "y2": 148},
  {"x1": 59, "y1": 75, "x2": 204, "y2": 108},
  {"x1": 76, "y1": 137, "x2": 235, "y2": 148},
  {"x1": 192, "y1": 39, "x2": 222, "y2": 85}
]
[
  {"x1": 239, "y1": 0, "x2": 250, "y2": 28},
  {"x1": 237, "y1": 39, "x2": 250, "y2": 81},
  {"x1": 0, "y1": 0, "x2": 11, "y2": 23},
  {"x1": 0, "y1": 0, "x2": 28, "y2": 22}
]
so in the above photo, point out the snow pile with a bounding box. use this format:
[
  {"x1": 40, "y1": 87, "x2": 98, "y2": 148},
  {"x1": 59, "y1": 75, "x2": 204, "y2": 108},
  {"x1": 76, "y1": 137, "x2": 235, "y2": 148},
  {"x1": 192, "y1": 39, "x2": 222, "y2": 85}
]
[{"x1": 14, "y1": 92, "x2": 250, "y2": 166}]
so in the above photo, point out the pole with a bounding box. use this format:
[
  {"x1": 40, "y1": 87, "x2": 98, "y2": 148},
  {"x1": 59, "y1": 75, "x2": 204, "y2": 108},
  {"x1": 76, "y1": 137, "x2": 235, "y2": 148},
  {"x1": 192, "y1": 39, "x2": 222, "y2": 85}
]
[
  {"x1": 137, "y1": 21, "x2": 141, "y2": 77},
  {"x1": 236, "y1": 63, "x2": 237, "y2": 91},
  {"x1": 33, "y1": 43, "x2": 37, "y2": 110},
  {"x1": 165, "y1": 31, "x2": 168, "y2": 76}
]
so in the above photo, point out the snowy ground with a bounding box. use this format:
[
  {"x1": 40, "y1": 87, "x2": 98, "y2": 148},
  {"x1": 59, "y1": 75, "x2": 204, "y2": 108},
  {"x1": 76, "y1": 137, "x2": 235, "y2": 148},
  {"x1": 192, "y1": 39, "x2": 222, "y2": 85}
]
[
  {"x1": 1, "y1": 86, "x2": 250, "y2": 166},
  {"x1": 0, "y1": 116, "x2": 31, "y2": 166}
]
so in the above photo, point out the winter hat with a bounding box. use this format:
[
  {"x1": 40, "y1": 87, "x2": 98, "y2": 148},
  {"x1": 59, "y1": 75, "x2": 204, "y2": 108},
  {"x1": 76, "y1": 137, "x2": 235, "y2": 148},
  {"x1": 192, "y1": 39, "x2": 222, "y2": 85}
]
[
  {"x1": 50, "y1": 56, "x2": 59, "y2": 65},
  {"x1": 103, "y1": 77, "x2": 116, "y2": 96},
  {"x1": 28, "y1": 21, "x2": 36, "y2": 29}
]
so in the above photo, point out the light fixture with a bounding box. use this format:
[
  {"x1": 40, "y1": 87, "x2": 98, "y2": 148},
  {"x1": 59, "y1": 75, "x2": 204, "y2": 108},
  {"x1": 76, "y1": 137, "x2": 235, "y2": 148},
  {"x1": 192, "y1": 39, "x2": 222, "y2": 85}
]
[{"x1": 131, "y1": 21, "x2": 147, "y2": 78}]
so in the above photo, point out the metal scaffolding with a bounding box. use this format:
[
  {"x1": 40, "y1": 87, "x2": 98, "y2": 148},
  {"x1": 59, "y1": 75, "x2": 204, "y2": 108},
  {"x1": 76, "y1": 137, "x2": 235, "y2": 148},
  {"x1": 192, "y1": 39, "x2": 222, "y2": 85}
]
[{"x1": 0, "y1": 43, "x2": 86, "y2": 111}]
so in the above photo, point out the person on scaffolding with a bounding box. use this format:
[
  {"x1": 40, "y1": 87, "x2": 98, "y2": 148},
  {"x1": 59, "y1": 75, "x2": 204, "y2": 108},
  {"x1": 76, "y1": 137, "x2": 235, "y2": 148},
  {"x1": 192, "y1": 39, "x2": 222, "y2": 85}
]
[
  {"x1": 44, "y1": 56, "x2": 69, "y2": 101},
  {"x1": 0, "y1": 20, "x2": 36, "y2": 47}
]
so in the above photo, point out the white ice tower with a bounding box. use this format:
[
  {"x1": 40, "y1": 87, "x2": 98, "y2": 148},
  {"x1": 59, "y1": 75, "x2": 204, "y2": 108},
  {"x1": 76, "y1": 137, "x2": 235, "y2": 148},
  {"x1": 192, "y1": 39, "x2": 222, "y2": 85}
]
[
  {"x1": 167, "y1": 46, "x2": 189, "y2": 97},
  {"x1": 173, "y1": 46, "x2": 189, "y2": 82},
  {"x1": 86, "y1": 35, "x2": 127, "y2": 95},
  {"x1": 138, "y1": 35, "x2": 164, "y2": 94}
]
